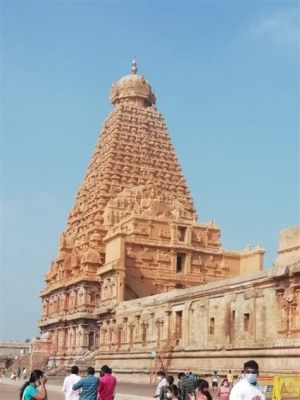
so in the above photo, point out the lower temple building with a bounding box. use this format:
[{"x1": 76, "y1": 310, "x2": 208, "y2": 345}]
[{"x1": 36, "y1": 61, "x2": 300, "y2": 379}]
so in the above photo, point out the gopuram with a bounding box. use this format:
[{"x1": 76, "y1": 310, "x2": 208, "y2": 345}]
[{"x1": 37, "y1": 61, "x2": 300, "y2": 380}]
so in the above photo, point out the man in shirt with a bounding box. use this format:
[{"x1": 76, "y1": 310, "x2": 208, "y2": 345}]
[
  {"x1": 227, "y1": 370, "x2": 234, "y2": 386},
  {"x1": 229, "y1": 360, "x2": 265, "y2": 400},
  {"x1": 73, "y1": 366, "x2": 99, "y2": 400},
  {"x1": 154, "y1": 370, "x2": 167, "y2": 398},
  {"x1": 178, "y1": 372, "x2": 196, "y2": 400},
  {"x1": 62, "y1": 365, "x2": 81, "y2": 400},
  {"x1": 97, "y1": 365, "x2": 117, "y2": 400},
  {"x1": 212, "y1": 371, "x2": 219, "y2": 392}
]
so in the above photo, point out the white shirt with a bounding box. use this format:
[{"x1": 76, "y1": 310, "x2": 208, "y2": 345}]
[
  {"x1": 155, "y1": 377, "x2": 168, "y2": 396},
  {"x1": 230, "y1": 378, "x2": 265, "y2": 400},
  {"x1": 62, "y1": 373, "x2": 81, "y2": 400}
]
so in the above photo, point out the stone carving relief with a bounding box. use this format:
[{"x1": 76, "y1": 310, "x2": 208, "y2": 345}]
[
  {"x1": 192, "y1": 254, "x2": 203, "y2": 267},
  {"x1": 206, "y1": 255, "x2": 216, "y2": 269},
  {"x1": 156, "y1": 250, "x2": 170, "y2": 263},
  {"x1": 207, "y1": 229, "x2": 221, "y2": 246},
  {"x1": 101, "y1": 277, "x2": 116, "y2": 301},
  {"x1": 277, "y1": 285, "x2": 299, "y2": 335},
  {"x1": 103, "y1": 181, "x2": 196, "y2": 231}
]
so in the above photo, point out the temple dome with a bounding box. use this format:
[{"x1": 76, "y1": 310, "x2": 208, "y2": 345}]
[{"x1": 110, "y1": 59, "x2": 156, "y2": 107}]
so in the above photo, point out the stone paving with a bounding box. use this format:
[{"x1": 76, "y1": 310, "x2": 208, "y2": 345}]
[{"x1": 0, "y1": 377, "x2": 154, "y2": 400}]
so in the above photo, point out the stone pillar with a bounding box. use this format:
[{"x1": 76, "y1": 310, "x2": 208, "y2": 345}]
[
  {"x1": 116, "y1": 271, "x2": 125, "y2": 302},
  {"x1": 42, "y1": 300, "x2": 48, "y2": 317},
  {"x1": 149, "y1": 313, "x2": 155, "y2": 342},
  {"x1": 76, "y1": 326, "x2": 82, "y2": 348},
  {"x1": 72, "y1": 327, "x2": 76, "y2": 348},
  {"x1": 99, "y1": 322, "x2": 103, "y2": 346},
  {"x1": 106, "y1": 320, "x2": 111, "y2": 345},
  {"x1": 123, "y1": 317, "x2": 128, "y2": 343},
  {"x1": 67, "y1": 328, "x2": 71, "y2": 349},
  {"x1": 165, "y1": 310, "x2": 171, "y2": 342},
  {"x1": 255, "y1": 297, "x2": 265, "y2": 343},
  {"x1": 198, "y1": 304, "x2": 207, "y2": 348},
  {"x1": 148, "y1": 222, "x2": 154, "y2": 238},
  {"x1": 186, "y1": 226, "x2": 192, "y2": 244},
  {"x1": 170, "y1": 250, "x2": 176, "y2": 272},
  {"x1": 64, "y1": 293, "x2": 69, "y2": 310},
  {"x1": 134, "y1": 315, "x2": 140, "y2": 343},
  {"x1": 62, "y1": 328, "x2": 67, "y2": 351},
  {"x1": 156, "y1": 320, "x2": 161, "y2": 347},
  {"x1": 170, "y1": 224, "x2": 177, "y2": 242},
  {"x1": 78, "y1": 289, "x2": 84, "y2": 306},
  {"x1": 65, "y1": 328, "x2": 70, "y2": 348},
  {"x1": 111, "y1": 319, "x2": 117, "y2": 345},
  {"x1": 74, "y1": 290, "x2": 78, "y2": 308},
  {"x1": 185, "y1": 253, "x2": 192, "y2": 274}
]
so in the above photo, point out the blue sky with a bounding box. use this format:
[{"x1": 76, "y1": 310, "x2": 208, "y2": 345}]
[{"x1": 1, "y1": 1, "x2": 299, "y2": 340}]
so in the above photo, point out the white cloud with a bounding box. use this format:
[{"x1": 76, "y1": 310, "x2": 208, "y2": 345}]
[{"x1": 251, "y1": 7, "x2": 299, "y2": 46}]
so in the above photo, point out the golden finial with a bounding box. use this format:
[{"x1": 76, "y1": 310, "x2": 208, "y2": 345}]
[{"x1": 131, "y1": 58, "x2": 138, "y2": 74}]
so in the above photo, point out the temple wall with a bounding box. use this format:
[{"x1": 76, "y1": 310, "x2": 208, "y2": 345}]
[
  {"x1": 239, "y1": 246, "x2": 264, "y2": 275},
  {"x1": 94, "y1": 264, "x2": 300, "y2": 381}
]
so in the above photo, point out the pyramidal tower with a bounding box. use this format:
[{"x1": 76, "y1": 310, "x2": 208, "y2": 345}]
[{"x1": 38, "y1": 61, "x2": 263, "y2": 357}]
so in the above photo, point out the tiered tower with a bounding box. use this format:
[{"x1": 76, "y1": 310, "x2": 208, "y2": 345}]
[{"x1": 38, "y1": 61, "x2": 264, "y2": 358}]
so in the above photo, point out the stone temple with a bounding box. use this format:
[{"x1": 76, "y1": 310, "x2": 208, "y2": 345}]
[{"x1": 37, "y1": 61, "x2": 300, "y2": 380}]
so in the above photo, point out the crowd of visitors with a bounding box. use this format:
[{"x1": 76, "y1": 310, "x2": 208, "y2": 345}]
[
  {"x1": 154, "y1": 359, "x2": 265, "y2": 400},
  {"x1": 18, "y1": 364, "x2": 117, "y2": 400},
  {"x1": 15, "y1": 359, "x2": 264, "y2": 400}
]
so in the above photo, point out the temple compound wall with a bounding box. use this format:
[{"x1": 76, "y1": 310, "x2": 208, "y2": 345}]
[
  {"x1": 37, "y1": 62, "x2": 300, "y2": 380},
  {"x1": 94, "y1": 226, "x2": 300, "y2": 381}
]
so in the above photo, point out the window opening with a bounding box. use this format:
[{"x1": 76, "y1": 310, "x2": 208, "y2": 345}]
[
  {"x1": 176, "y1": 253, "x2": 186, "y2": 272},
  {"x1": 209, "y1": 317, "x2": 215, "y2": 335},
  {"x1": 244, "y1": 313, "x2": 250, "y2": 331}
]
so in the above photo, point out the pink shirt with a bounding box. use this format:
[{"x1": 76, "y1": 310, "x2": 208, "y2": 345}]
[
  {"x1": 218, "y1": 385, "x2": 231, "y2": 400},
  {"x1": 97, "y1": 373, "x2": 117, "y2": 400}
]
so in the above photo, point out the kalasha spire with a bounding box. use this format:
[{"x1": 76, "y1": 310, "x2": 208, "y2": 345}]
[{"x1": 131, "y1": 57, "x2": 138, "y2": 74}]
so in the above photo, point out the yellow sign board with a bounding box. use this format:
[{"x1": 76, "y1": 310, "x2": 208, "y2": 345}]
[{"x1": 272, "y1": 376, "x2": 300, "y2": 400}]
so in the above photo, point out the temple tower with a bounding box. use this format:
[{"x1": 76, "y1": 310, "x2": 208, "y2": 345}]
[{"x1": 38, "y1": 61, "x2": 264, "y2": 357}]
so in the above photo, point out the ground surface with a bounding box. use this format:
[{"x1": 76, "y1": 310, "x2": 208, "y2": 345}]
[{"x1": 0, "y1": 377, "x2": 155, "y2": 400}]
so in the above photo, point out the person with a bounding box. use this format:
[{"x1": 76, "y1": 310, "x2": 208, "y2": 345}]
[
  {"x1": 188, "y1": 372, "x2": 196, "y2": 381},
  {"x1": 73, "y1": 366, "x2": 99, "y2": 400},
  {"x1": 97, "y1": 365, "x2": 116, "y2": 400},
  {"x1": 19, "y1": 369, "x2": 47, "y2": 400},
  {"x1": 18, "y1": 367, "x2": 21, "y2": 380},
  {"x1": 178, "y1": 372, "x2": 196, "y2": 400},
  {"x1": 62, "y1": 365, "x2": 81, "y2": 400},
  {"x1": 195, "y1": 379, "x2": 212, "y2": 400},
  {"x1": 155, "y1": 371, "x2": 167, "y2": 398},
  {"x1": 211, "y1": 371, "x2": 219, "y2": 392},
  {"x1": 229, "y1": 360, "x2": 265, "y2": 400},
  {"x1": 159, "y1": 375, "x2": 179, "y2": 400},
  {"x1": 22, "y1": 367, "x2": 28, "y2": 380},
  {"x1": 227, "y1": 371, "x2": 234, "y2": 386},
  {"x1": 170, "y1": 386, "x2": 179, "y2": 399},
  {"x1": 217, "y1": 379, "x2": 231, "y2": 400}
]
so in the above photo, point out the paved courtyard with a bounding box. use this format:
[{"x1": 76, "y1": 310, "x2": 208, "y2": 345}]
[{"x1": 0, "y1": 377, "x2": 155, "y2": 400}]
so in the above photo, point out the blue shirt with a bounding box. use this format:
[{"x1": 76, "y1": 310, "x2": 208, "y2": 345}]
[
  {"x1": 22, "y1": 385, "x2": 38, "y2": 400},
  {"x1": 73, "y1": 374, "x2": 99, "y2": 400}
]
